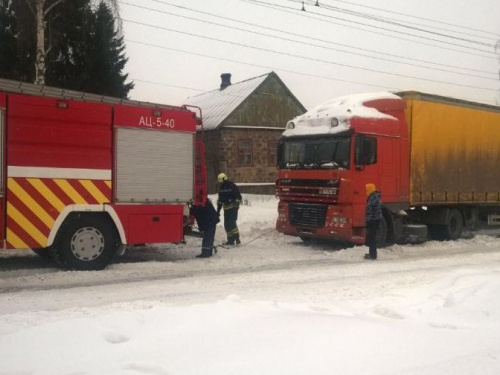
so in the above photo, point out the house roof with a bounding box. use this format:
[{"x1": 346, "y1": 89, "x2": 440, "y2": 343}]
[{"x1": 185, "y1": 72, "x2": 298, "y2": 130}]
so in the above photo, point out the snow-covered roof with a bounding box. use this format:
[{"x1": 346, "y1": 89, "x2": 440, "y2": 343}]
[
  {"x1": 184, "y1": 73, "x2": 269, "y2": 130},
  {"x1": 282, "y1": 91, "x2": 400, "y2": 137}
]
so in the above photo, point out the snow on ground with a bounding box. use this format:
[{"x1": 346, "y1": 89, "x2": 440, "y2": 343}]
[{"x1": 1, "y1": 195, "x2": 500, "y2": 375}]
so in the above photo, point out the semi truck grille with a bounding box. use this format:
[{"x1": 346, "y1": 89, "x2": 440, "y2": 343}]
[
  {"x1": 280, "y1": 179, "x2": 339, "y2": 187},
  {"x1": 289, "y1": 203, "x2": 327, "y2": 228}
]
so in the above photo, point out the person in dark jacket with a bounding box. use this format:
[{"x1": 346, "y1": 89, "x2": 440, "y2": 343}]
[
  {"x1": 216, "y1": 173, "x2": 242, "y2": 245},
  {"x1": 190, "y1": 198, "x2": 220, "y2": 258},
  {"x1": 365, "y1": 183, "x2": 383, "y2": 260}
]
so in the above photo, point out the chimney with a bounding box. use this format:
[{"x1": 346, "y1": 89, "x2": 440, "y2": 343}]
[{"x1": 220, "y1": 73, "x2": 231, "y2": 90}]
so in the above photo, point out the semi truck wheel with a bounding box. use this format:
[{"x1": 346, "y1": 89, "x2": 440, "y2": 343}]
[
  {"x1": 443, "y1": 209, "x2": 463, "y2": 240},
  {"x1": 53, "y1": 214, "x2": 119, "y2": 270}
]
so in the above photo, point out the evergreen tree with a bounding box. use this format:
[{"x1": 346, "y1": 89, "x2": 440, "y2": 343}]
[
  {"x1": 0, "y1": 0, "x2": 36, "y2": 81},
  {"x1": 0, "y1": 0, "x2": 17, "y2": 78},
  {"x1": 1, "y1": 0, "x2": 133, "y2": 99},
  {"x1": 83, "y1": 1, "x2": 133, "y2": 98},
  {"x1": 45, "y1": 0, "x2": 94, "y2": 90}
]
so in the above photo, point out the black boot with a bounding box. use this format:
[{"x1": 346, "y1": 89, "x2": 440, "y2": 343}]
[
  {"x1": 196, "y1": 247, "x2": 213, "y2": 258},
  {"x1": 235, "y1": 235, "x2": 241, "y2": 245},
  {"x1": 224, "y1": 236, "x2": 235, "y2": 246}
]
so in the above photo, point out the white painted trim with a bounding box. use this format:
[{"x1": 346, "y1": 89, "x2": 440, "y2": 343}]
[
  {"x1": 105, "y1": 206, "x2": 127, "y2": 244},
  {"x1": 47, "y1": 205, "x2": 126, "y2": 246},
  {"x1": 8, "y1": 166, "x2": 112, "y2": 180}
]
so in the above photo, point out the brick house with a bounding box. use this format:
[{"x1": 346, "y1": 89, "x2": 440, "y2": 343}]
[{"x1": 184, "y1": 72, "x2": 306, "y2": 194}]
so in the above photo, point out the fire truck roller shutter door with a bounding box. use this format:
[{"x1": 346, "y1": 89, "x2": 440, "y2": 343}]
[{"x1": 115, "y1": 127, "x2": 195, "y2": 203}]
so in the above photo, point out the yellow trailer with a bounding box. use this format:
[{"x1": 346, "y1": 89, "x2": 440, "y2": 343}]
[{"x1": 400, "y1": 92, "x2": 500, "y2": 206}]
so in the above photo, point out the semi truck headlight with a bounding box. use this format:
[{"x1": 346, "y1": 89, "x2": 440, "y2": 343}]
[{"x1": 331, "y1": 217, "x2": 348, "y2": 224}]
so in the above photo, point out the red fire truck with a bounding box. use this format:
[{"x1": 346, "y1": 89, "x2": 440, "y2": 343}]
[
  {"x1": 0, "y1": 78, "x2": 206, "y2": 270},
  {"x1": 276, "y1": 91, "x2": 500, "y2": 246}
]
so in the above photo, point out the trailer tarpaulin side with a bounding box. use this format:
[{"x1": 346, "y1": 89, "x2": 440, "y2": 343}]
[{"x1": 407, "y1": 99, "x2": 500, "y2": 205}]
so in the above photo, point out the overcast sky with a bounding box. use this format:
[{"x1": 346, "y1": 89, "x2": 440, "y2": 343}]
[{"x1": 120, "y1": 0, "x2": 500, "y2": 109}]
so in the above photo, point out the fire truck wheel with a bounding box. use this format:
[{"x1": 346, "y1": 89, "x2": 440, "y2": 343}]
[
  {"x1": 53, "y1": 214, "x2": 119, "y2": 270},
  {"x1": 375, "y1": 216, "x2": 388, "y2": 247}
]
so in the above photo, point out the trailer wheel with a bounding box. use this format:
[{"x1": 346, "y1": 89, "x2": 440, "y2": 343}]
[
  {"x1": 375, "y1": 216, "x2": 388, "y2": 247},
  {"x1": 444, "y1": 209, "x2": 463, "y2": 241},
  {"x1": 53, "y1": 214, "x2": 119, "y2": 270}
]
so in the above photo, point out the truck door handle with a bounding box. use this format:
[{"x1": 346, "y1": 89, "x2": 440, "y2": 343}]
[{"x1": 152, "y1": 216, "x2": 160, "y2": 222}]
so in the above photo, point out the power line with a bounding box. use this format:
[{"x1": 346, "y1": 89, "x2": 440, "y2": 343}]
[
  {"x1": 259, "y1": 0, "x2": 497, "y2": 53},
  {"x1": 129, "y1": 0, "x2": 497, "y2": 79},
  {"x1": 242, "y1": 0, "x2": 497, "y2": 58},
  {"x1": 321, "y1": 0, "x2": 499, "y2": 38},
  {"x1": 290, "y1": 0, "x2": 497, "y2": 48},
  {"x1": 123, "y1": 19, "x2": 498, "y2": 93},
  {"x1": 131, "y1": 79, "x2": 206, "y2": 93},
  {"x1": 126, "y1": 41, "x2": 497, "y2": 106},
  {"x1": 126, "y1": 39, "x2": 402, "y2": 93}
]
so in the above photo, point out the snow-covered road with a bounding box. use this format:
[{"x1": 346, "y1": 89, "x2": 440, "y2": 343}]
[{"x1": 1, "y1": 196, "x2": 500, "y2": 374}]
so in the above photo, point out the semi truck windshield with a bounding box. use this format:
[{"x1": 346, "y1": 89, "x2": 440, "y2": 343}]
[{"x1": 278, "y1": 136, "x2": 351, "y2": 170}]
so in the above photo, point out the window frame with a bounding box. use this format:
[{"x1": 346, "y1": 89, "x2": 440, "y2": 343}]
[
  {"x1": 237, "y1": 139, "x2": 253, "y2": 167},
  {"x1": 354, "y1": 135, "x2": 377, "y2": 165}
]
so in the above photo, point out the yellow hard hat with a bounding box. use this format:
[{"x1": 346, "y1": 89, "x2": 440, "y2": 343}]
[
  {"x1": 217, "y1": 173, "x2": 228, "y2": 183},
  {"x1": 366, "y1": 183, "x2": 376, "y2": 196}
]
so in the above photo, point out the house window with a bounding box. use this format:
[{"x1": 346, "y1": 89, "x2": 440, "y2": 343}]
[
  {"x1": 268, "y1": 141, "x2": 277, "y2": 166},
  {"x1": 238, "y1": 140, "x2": 253, "y2": 166}
]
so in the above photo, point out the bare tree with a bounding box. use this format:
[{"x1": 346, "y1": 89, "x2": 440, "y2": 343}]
[
  {"x1": 26, "y1": 0, "x2": 121, "y2": 85},
  {"x1": 24, "y1": 0, "x2": 65, "y2": 85}
]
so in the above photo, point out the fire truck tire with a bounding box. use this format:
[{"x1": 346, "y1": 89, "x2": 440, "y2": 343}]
[{"x1": 53, "y1": 214, "x2": 119, "y2": 271}]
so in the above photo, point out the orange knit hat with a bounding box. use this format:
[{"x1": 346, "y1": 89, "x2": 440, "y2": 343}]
[{"x1": 366, "y1": 183, "x2": 376, "y2": 196}]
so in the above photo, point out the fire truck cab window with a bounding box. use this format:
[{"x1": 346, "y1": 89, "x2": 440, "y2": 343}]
[
  {"x1": 278, "y1": 136, "x2": 351, "y2": 170},
  {"x1": 355, "y1": 135, "x2": 377, "y2": 165}
]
